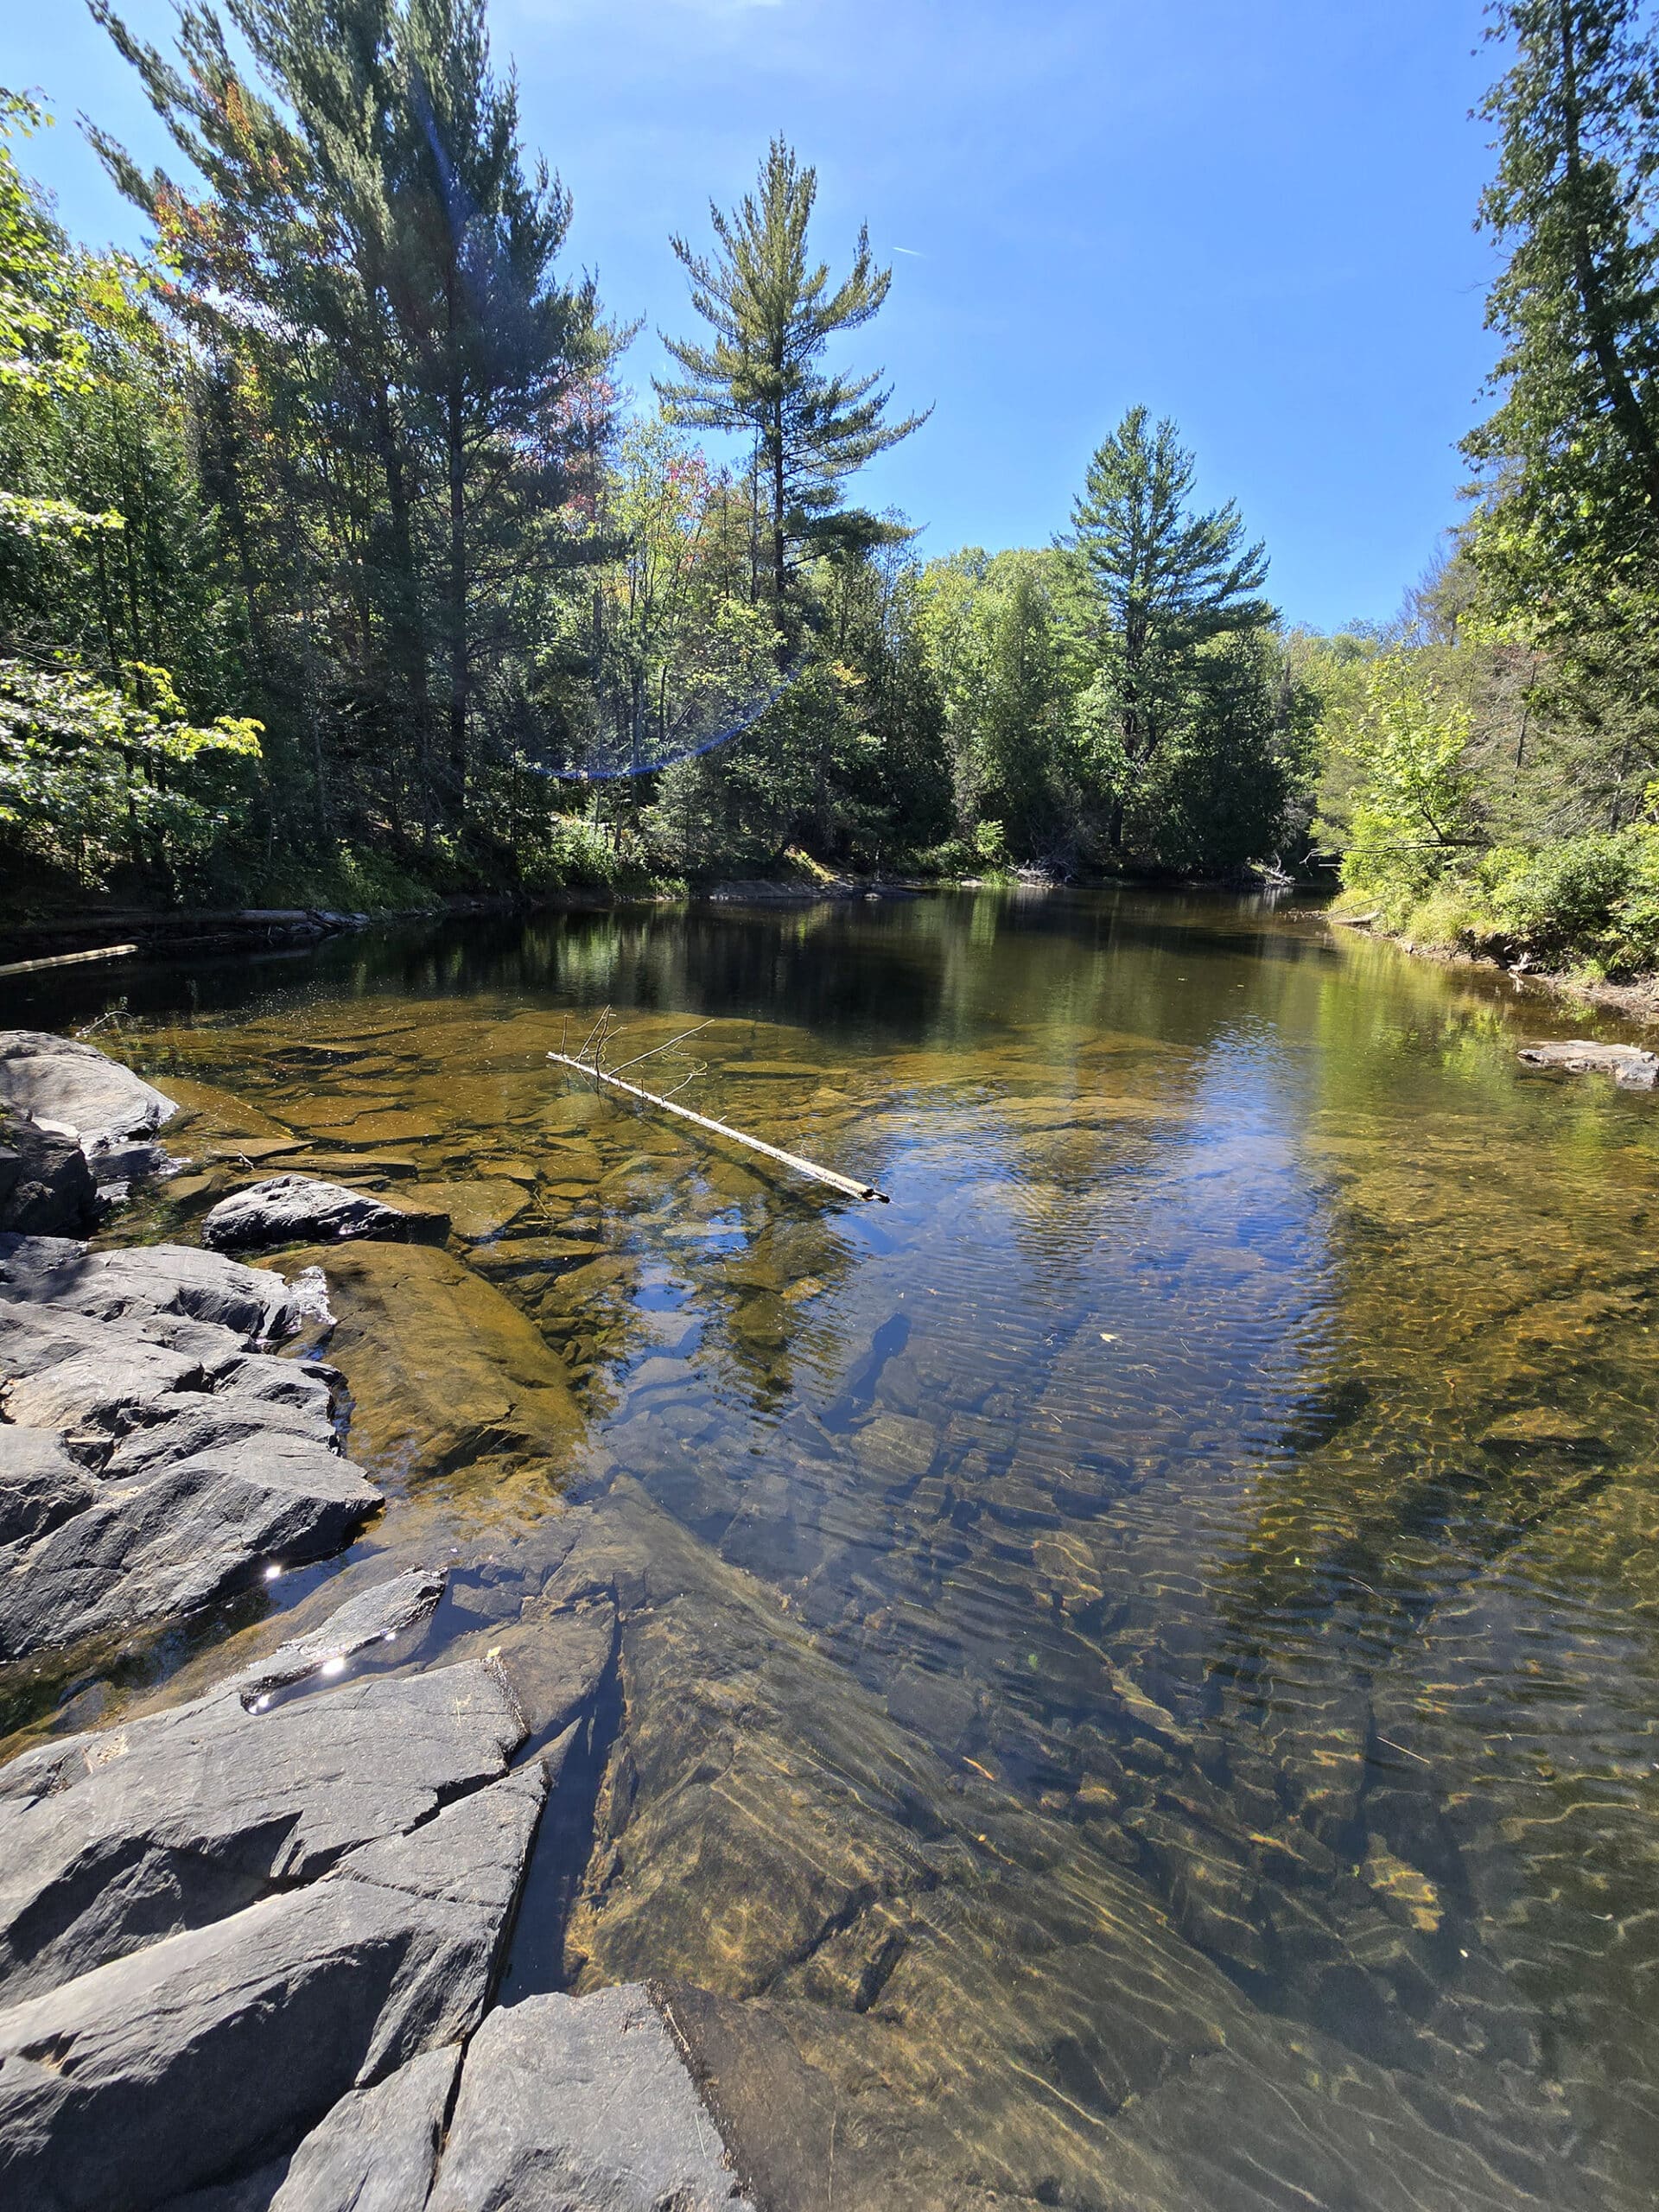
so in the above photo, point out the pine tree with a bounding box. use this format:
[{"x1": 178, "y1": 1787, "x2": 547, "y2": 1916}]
[
  {"x1": 657, "y1": 137, "x2": 927, "y2": 608},
  {"x1": 92, "y1": 0, "x2": 607, "y2": 829},
  {"x1": 1466, "y1": 0, "x2": 1659, "y2": 569},
  {"x1": 1061, "y1": 406, "x2": 1272, "y2": 852}
]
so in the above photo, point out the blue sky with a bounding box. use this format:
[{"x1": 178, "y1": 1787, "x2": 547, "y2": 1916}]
[{"x1": 5, "y1": 0, "x2": 1501, "y2": 630}]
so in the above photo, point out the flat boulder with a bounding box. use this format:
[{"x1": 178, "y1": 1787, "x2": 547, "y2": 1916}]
[
  {"x1": 294, "y1": 1241, "x2": 582, "y2": 1485},
  {"x1": 0, "y1": 1029, "x2": 176, "y2": 1149},
  {"x1": 1517, "y1": 1039, "x2": 1659, "y2": 1088},
  {"x1": 202, "y1": 1177, "x2": 429, "y2": 1254},
  {"x1": 0, "y1": 1439, "x2": 382, "y2": 1662},
  {"x1": 427, "y1": 1984, "x2": 753, "y2": 2212},
  {"x1": 0, "y1": 1597, "x2": 527, "y2": 1999},
  {"x1": 0, "y1": 1763, "x2": 548, "y2": 2212}
]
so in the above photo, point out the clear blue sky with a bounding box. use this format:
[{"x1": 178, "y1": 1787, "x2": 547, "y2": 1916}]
[{"x1": 5, "y1": 0, "x2": 1502, "y2": 631}]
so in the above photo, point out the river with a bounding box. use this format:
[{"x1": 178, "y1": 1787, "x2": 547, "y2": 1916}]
[{"x1": 3, "y1": 886, "x2": 1656, "y2": 2211}]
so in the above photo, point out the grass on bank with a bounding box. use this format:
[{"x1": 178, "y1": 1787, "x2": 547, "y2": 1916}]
[{"x1": 1338, "y1": 825, "x2": 1659, "y2": 982}]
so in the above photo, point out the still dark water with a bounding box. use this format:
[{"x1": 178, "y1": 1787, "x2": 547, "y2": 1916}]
[{"x1": 6, "y1": 887, "x2": 1659, "y2": 2210}]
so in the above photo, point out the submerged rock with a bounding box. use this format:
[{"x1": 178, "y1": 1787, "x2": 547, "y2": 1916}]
[
  {"x1": 1517, "y1": 1039, "x2": 1659, "y2": 1088},
  {"x1": 296, "y1": 1239, "x2": 582, "y2": 1485},
  {"x1": 202, "y1": 1176, "x2": 432, "y2": 1254},
  {"x1": 1478, "y1": 1406, "x2": 1613, "y2": 1459}
]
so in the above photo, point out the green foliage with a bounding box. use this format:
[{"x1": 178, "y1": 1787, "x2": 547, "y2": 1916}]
[
  {"x1": 0, "y1": 656, "x2": 260, "y2": 889},
  {"x1": 1329, "y1": 654, "x2": 1481, "y2": 911}
]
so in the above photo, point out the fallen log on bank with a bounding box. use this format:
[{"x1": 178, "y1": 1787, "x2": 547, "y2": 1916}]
[{"x1": 547, "y1": 1042, "x2": 889, "y2": 1203}]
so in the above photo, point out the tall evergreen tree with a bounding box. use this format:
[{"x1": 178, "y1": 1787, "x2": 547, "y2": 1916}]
[
  {"x1": 1061, "y1": 406, "x2": 1273, "y2": 852},
  {"x1": 656, "y1": 137, "x2": 926, "y2": 607},
  {"x1": 92, "y1": 0, "x2": 607, "y2": 830},
  {"x1": 1466, "y1": 0, "x2": 1659, "y2": 573}
]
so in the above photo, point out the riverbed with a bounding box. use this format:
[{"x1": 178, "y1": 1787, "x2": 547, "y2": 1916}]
[{"x1": 3, "y1": 885, "x2": 1656, "y2": 2211}]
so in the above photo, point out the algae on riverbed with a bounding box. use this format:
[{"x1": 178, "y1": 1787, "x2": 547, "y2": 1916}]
[{"x1": 7, "y1": 887, "x2": 1659, "y2": 2209}]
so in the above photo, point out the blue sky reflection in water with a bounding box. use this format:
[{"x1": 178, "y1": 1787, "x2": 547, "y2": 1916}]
[{"x1": 10, "y1": 888, "x2": 1659, "y2": 2208}]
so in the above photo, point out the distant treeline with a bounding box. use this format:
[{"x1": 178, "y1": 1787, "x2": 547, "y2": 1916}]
[
  {"x1": 0, "y1": 0, "x2": 1319, "y2": 908},
  {"x1": 4, "y1": 0, "x2": 1651, "y2": 957}
]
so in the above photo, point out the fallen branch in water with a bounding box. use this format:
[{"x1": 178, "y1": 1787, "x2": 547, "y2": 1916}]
[{"x1": 548, "y1": 1018, "x2": 887, "y2": 1203}]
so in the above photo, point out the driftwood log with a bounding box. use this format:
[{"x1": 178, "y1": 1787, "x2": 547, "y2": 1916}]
[{"x1": 547, "y1": 1046, "x2": 888, "y2": 1204}]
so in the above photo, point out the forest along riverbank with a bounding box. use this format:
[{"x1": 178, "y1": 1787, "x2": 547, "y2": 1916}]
[
  {"x1": 0, "y1": 1028, "x2": 755, "y2": 2211},
  {"x1": 6, "y1": 885, "x2": 1659, "y2": 2212}
]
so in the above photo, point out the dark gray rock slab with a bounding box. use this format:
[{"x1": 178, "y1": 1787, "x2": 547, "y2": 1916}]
[
  {"x1": 0, "y1": 1647, "x2": 524, "y2": 1999},
  {"x1": 1517, "y1": 1039, "x2": 1659, "y2": 1087},
  {"x1": 0, "y1": 1440, "x2": 381, "y2": 1661},
  {"x1": 104, "y1": 1396, "x2": 331, "y2": 1480},
  {"x1": 0, "y1": 1429, "x2": 96, "y2": 1546},
  {"x1": 202, "y1": 1178, "x2": 420, "y2": 1253},
  {"x1": 427, "y1": 1982, "x2": 752, "y2": 2212},
  {"x1": 245, "y1": 2044, "x2": 461, "y2": 2212},
  {"x1": 22, "y1": 1242, "x2": 303, "y2": 1342},
  {"x1": 4, "y1": 1342, "x2": 210, "y2": 1447},
  {"x1": 0, "y1": 1116, "x2": 97, "y2": 1236},
  {"x1": 0, "y1": 1031, "x2": 177, "y2": 1150},
  {"x1": 0, "y1": 1762, "x2": 548, "y2": 2212},
  {"x1": 0, "y1": 1236, "x2": 302, "y2": 1344}
]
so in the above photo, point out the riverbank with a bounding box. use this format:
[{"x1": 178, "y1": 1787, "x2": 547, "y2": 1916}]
[
  {"x1": 0, "y1": 1029, "x2": 756, "y2": 2209},
  {"x1": 1327, "y1": 909, "x2": 1659, "y2": 1033}
]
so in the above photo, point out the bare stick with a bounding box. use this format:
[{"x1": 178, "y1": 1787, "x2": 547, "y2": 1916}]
[
  {"x1": 604, "y1": 1020, "x2": 715, "y2": 1079},
  {"x1": 548, "y1": 1051, "x2": 888, "y2": 1202}
]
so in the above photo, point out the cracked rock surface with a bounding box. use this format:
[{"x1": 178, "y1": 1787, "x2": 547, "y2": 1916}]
[
  {"x1": 202, "y1": 1176, "x2": 427, "y2": 1253},
  {"x1": 0, "y1": 1235, "x2": 379, "y2": 1660}
]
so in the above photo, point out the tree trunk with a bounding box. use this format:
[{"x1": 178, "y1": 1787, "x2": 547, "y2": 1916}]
[
  {"x1": 448, "y1": 378, "x2": 467, "y2": 823},
  {"x1": 370, "y1": 384, "x2": 434, "y2": 838},
  {"x1": 770, "y1": 416, "x2": 786, "y2": 606}
]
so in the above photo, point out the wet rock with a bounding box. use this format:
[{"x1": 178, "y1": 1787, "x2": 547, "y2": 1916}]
[
  {"x1": 0, "y1": 1427, "x2": 96, "y2": 1546},
  {"x1": 0, "y1": 1643, "x2": 524, "y2": 1998},
  {"x1": 427, "y1": 1983, "x2": 752, "y2": 2212},
  {"x1": 0, "y1": 1030, "x2": 177, "y2": 1150},
  {"x1": 0, "y1": 1115, "x2": 97, "y2": 1236},
  {"x1": 202, "y1": 1177, "x2": 428, "y2": 1254},
  {"x1": 232, "y1": 1565, "x2": 448, "y2": 1704},
  {"x1": 0, "y1": 1764, "x2": 548, "y2": 2212},
  {"x1": 0, "y1": 1439, "x2": 381, "y2": 1662},
  {"x1": 1517, "y1": 1039, "x2": 1659, "y2": 1088}
]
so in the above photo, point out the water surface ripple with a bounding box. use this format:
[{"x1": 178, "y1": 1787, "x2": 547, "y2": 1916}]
[{"x1": 8, "y1": 887, "x2": 1659, "y2": 2210}]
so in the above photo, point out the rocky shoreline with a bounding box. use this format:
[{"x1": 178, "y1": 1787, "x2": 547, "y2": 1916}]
[{"x1": 0, "y1": 1028, "x2": 754, "y2": 2212}]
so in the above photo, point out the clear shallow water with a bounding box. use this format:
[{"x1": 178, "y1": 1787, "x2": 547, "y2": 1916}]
[{"x1": 6, "y1": 887, "x2": 1659, "y2": 2209}]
